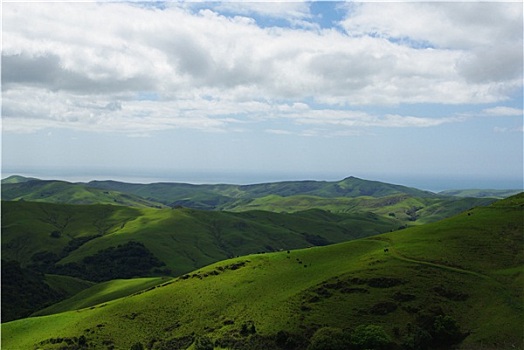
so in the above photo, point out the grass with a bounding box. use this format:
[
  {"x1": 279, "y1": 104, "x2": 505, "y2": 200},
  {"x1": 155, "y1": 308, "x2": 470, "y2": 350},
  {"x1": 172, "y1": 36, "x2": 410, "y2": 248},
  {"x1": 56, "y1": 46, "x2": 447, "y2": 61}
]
[
  {"x1": 44, "y1": 274, "x2": 95, "y2": 298},
  {"x1": 225, "y1": 194, "x2": 496, "y2": 226},
  {"x1": 3, "y1": 176, "x2": 496, "y2": 227},
  {"x1": 1, "y1": 180, "x2": 165, "y2": 208},
  {"x1": 2, "y1": 194, "x2": 522, "y2": 349},
  {"x1": 1, "y1": 201, "x2": 399, "y2": 276},
  {"x1": 33, "y1": 277, "x2": 169, "y2": 317}
]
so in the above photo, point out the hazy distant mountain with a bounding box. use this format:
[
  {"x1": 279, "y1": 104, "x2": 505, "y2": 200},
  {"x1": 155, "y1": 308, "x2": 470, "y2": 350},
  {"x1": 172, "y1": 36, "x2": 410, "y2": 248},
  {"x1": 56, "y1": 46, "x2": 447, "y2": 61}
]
[{"x1": 439, "y1": 189, "x2": 522, "y2": 199}]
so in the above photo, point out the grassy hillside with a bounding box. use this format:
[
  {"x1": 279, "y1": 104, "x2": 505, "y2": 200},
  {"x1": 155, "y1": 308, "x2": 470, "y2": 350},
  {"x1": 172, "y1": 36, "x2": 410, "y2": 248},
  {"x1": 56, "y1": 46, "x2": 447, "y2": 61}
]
[
  {"x1": 1, "y1": 174, "x2": 39, "y2": 184},
  {"x1": 3, "y1": 176, "x2": 495, "y2": 226},
  {"x1": 33, "y1": 277, "x2": 170, "y2": 317},
  {"x1": 226, "y1": 193, "x2": 495, "y2": 225},
  {"x1": 3, "y1": 194, "x2": 522, "y2": 349},
  {"x1": 44, "y1": 275, "x2": 95, "y2": 299},
  {"x1": 1, "y1": 201, "x2": 399, "y2": 276},
  {"x1": 1, "y1": 180, "x2": 165, "y2": 208},
  {"x1": 87, "y1": 176, "x2": 438, "y2": 209}
]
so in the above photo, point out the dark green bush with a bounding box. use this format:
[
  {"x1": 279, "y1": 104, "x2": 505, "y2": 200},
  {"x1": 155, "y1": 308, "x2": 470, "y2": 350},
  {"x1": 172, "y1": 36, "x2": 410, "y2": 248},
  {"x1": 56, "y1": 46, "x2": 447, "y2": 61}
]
[
  {"x1": 307, "y1": 327, "x2": 351, "y2": 350},
  {"x1": 130, "y1": 342, "x2": 144, "y2": 350},
  {"x1": 351, "y1": 324, "x2": 392, "y2": 350},
  {"x1": 194, "y1": 336, "x2": 214, "y2": 350},
  {"x1": 431, "y1": 315, "x2": 463, "y2": 346}
]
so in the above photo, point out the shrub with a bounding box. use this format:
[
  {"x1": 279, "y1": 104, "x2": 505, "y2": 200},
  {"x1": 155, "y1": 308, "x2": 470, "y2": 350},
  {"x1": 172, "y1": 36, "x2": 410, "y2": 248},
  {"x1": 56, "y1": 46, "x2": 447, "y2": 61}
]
[
  {"x1": 130, "y1": 342, "x2": 144, "y2": 350},
  {"x1": 307, "y1": 327, "x2": 351, "y2": 350},
  {"x1": 194, "y1": 336, "x2": 213, "y2": 350},
  {"x1": 401, "y1": 326, "x2": 432, "y2": 350},
  {"x1": 431, "y1": 315, "x2": 462, "y2": 346},
  {"x1": 276, "y1": 330, "x2": 307, "y2": 350},
  {"x1": 351, "y1": 324, "x2": 392, "y2": 350}
]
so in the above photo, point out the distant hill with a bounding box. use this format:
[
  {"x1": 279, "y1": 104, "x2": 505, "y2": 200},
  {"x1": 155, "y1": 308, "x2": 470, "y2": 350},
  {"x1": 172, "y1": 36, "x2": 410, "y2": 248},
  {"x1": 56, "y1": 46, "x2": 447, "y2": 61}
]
[
  {"x1": 439, "y1": 188, "x2": 522, "y2": 199},
  {"x1": 2, "y1": 194, "x2": 522, "y2": 350},
  {"x1": 2, "y1": 175, "x2": 497, "y2": 225},
  {"x1": 1, "y1": 175, "x2": 39, "y2": 184},
  {"x1": 1, "y1": 179, "x2": 166, "y2": 208},
  {"x1": 88, "y1": 176, "x2": 438, "y2": 209}
]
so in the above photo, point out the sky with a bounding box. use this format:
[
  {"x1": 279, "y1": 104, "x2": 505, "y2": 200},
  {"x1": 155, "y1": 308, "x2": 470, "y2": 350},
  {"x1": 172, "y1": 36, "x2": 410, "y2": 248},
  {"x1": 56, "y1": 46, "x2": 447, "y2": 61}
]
[{"x1": 2, "y1": 1, "x2": 523, "y2": 190}]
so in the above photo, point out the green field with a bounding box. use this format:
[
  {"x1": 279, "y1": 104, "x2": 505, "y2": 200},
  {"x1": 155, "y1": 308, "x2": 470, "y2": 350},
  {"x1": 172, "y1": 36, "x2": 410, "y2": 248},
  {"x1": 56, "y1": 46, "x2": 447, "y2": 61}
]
[{"x1": 2, "y1": 194, "x2": 522, "y2": 349}]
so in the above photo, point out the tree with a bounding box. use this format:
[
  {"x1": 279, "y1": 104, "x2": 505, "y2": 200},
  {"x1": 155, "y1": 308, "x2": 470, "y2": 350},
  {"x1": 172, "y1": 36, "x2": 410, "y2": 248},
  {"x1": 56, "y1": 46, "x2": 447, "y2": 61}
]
[
  {"x1": 351, "y1": 324, "x2": 392, "y2": 350},
  {"x1": 431, "y1": 315, "x2": 462, "y2": 346},
  {"x1": 307, "y1": 327, "x2": 351, "y2": 350},
  {"x1": 401, "y1": 326, "x2": 432, "y2": 350}
]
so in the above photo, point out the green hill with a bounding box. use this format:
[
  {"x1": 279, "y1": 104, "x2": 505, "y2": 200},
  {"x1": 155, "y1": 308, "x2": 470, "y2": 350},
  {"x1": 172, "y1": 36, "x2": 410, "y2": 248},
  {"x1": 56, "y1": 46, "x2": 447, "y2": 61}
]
[
  {"x1": 3, "y1": 176, "x2": 496, "y2": 226},
  {"x1": 1, "y1": 174, "x2": 39, "y2": 184},
  {"x1": 32, "y1": 277, "x2": 170, "y2": 317},
  {"x1": 87, "y1": 176, "x2": 438, "y2": 210},
  {"x1": 1, "y1": 200, "x2": 399, "y2": 276},
  {"x1": 226, "y1": 193, "x2": 495, "y2": 225},
  {"x1": 1, "y1": 180, "x2": 166, "y2": 208},
  {"x1": 2, "y1": 194, "x2": 522, "y2": 350}
]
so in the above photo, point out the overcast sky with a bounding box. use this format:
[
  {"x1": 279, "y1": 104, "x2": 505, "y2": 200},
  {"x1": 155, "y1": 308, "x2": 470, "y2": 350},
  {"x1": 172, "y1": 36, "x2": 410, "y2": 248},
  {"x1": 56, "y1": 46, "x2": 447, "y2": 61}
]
[{"x1": 2, "y1": 1, "x2": 523, "y2": 189}]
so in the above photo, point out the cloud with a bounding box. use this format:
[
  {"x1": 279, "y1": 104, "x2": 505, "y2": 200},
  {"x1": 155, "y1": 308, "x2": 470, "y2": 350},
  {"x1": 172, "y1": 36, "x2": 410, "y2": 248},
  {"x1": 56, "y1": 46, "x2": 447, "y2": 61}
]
[
  {"x1": 2, "y1": 2, "x2": 522, "y2": 134},
  {"x1": 340, "y1": 2, "x2": 523, "y2": 85},
  {"x1": 481, "y1": 107, "x2": 523, "y2": 117},
  {"x1": 210, "y1": 2, "x2": 312, "y2": 22},
  {"x1": 494, "y1": 126, "x2": 524, "y2": 134},
  {"x1": 283, "y1": 108, "x2": 461, "y2": 129},
  {"x1": 265, "y1": 129, "x2": 293, "y2": 135}
]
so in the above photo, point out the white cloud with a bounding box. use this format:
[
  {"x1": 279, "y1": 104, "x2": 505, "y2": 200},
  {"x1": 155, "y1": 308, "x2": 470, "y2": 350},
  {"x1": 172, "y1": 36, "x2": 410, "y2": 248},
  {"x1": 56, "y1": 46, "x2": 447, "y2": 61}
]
[
  {"x1": 482, "y1": 107, "x2": 523, "y2": 117},
  {"x1": 2, "y1": 2, "x2": 522, "y2": 134},
  {"x1": 283, "y1": 108, "x2": 461, "y2": 129},
  {"x1": 211, "y1": 2, "x2": 312, "y2": 22},
  {"x1": 340, "y1": 2, "x2": 523, "y2": 84},
  {"x1": 265, "y1": 129, "x2": 293, "y2": 135}
]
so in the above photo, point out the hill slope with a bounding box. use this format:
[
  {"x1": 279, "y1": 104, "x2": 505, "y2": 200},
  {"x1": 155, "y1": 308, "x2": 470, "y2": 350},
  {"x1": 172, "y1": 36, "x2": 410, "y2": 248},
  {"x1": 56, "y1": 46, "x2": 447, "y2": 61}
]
[
  {"x1": 1, "y1": 201, "x2": 399, "y2": 276},
  {"x1": 3, "y1": 194, "x2": 522, "y2": 350},
  {"x1": 87, "y1": 176, "x2": 438, "y2": 207},
  {"x1": 1, "y1": 174, "x2": 39, "y2": 184},
  {"x1": 3, "y1": 175, "x2": 496, "y2": 225},
  {"x1": 1, "y1": 179, "x2": 166, "y2": 208}
]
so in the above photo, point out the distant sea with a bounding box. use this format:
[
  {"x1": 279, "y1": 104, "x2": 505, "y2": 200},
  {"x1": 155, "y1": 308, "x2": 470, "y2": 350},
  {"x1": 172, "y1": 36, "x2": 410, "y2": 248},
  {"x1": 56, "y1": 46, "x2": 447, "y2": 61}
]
[{"x1": 2, "y1": 167, "x2": 522, "y2": 193}]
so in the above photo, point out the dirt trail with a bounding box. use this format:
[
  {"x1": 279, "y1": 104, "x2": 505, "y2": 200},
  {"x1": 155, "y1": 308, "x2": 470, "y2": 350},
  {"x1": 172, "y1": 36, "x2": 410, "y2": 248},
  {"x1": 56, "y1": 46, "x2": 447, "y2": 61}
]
[{"x1": 363, "y1": 237, "x2": 522, "y2": 311}]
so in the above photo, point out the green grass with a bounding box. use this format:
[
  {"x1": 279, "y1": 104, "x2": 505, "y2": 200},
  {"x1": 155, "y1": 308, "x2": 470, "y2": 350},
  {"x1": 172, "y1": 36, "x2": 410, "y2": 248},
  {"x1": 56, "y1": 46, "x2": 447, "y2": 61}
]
[
  {"x1": 4, "y1": 175, "x2": 439, "y2": 211},
  {"x1": 1, "y1": 180, "x2": 166, "y2": 208},
  {"x1": 3, "y1": 176, "x2": 496, "y2": 227},
  {"x1": 3, "y1": 194, "x2": 522, "y2": 349},
  {"x1": 44, "y1": 274, "x2": 95, "y2": 298},
  {"x1": 33, "y1": 277, "x2": 169, "y2": 317},
  {"x1": 227, "y1": 193, "x2": 495, "y2": 226},
  {"x1": 1, "y1": 201, "x2": 399, "y2": 276}
]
